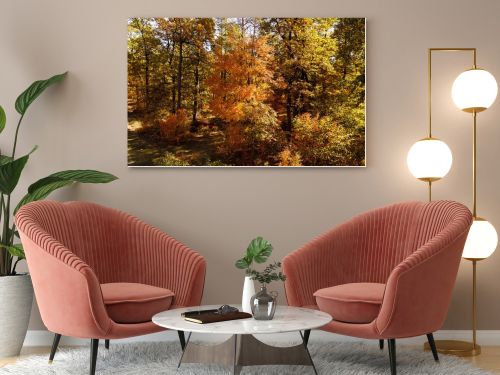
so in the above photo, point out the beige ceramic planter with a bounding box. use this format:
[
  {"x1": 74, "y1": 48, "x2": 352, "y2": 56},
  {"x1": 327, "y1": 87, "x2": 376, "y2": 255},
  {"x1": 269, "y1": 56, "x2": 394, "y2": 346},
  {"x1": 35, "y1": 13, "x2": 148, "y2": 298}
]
[{"x1": 0, "y1": 274, "x2": 33, "y2": 358}]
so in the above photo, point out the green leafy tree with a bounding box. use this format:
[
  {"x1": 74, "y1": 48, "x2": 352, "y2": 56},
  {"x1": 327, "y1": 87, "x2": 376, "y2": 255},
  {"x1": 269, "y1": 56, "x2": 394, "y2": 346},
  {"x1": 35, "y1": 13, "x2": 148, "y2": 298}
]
[
  {"x1": 128, "y1": 18, "x2": 164, "y2": 114},
  {"x1": 262, "y1": 18, "x2": 337, "y2": 130},
  {"x1": 291, "y1": 113, "x2": 355, "y2": 166},
  {"x1": 239, "y1": 100, "x2": 284, "y2": 165}
]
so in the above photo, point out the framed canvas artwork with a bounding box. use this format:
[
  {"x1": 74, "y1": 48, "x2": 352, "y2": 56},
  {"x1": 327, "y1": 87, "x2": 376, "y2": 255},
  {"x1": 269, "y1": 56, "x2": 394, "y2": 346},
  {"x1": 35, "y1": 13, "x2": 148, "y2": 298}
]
[{"x1": 128, "y1": 18, "x2": 365, "y2": 167}]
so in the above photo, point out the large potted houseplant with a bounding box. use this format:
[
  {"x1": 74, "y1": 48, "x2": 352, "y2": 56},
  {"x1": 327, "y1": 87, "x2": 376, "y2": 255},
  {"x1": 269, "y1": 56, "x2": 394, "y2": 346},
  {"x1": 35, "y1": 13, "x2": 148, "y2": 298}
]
[{"x1": 0, "y1": 72, "x2": 117, "y2": 357}]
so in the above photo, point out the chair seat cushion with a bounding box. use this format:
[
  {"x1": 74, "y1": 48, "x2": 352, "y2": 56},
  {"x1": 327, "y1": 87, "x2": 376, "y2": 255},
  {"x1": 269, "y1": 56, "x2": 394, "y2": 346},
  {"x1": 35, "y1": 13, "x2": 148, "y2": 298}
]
[
  {"x1": 101, "y1": 283, "x2": 174, "y2": 324},
  {"x1": 313, "y1": 283, "x2": 385, "y2": 324}
]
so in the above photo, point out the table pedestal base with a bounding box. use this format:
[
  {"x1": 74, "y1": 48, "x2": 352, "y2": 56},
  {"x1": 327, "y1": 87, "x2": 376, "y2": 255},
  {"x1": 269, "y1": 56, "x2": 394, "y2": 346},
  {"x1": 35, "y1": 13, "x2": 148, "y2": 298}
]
[{"x1": 178, "y1": 332, "x2": 317, "y2": 374}]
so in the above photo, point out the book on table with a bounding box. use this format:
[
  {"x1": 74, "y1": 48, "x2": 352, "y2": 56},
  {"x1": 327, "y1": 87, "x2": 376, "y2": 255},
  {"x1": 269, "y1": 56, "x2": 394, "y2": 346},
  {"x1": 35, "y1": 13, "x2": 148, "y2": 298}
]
[{"x1": 182, "y1": 309, "x2": 252, "y2": 324}]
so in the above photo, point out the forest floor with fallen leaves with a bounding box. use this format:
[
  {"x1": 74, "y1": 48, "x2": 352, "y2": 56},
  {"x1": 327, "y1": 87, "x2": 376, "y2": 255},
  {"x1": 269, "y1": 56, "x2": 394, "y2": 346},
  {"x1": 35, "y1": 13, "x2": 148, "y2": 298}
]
[{"x1": 128, "y1": 121, "x2": 226, "y2": 166}]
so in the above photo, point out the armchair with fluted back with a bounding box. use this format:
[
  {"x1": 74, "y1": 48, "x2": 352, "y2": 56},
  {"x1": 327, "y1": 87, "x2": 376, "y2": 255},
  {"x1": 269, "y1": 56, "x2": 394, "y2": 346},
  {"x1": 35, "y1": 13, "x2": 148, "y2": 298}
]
[
  {"x1": 15, "y1": 200, "x2": 206, "y2": 375},
  {"x1": 283, "y1": 200, "x2": 472, "y2": 375}
]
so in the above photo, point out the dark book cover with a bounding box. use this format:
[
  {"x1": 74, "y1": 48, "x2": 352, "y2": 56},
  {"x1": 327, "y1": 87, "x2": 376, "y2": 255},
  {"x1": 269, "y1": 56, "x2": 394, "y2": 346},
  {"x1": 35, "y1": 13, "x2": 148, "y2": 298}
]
[{"x1": 183, "y1": 311, "x2": 252, "y2": 324}]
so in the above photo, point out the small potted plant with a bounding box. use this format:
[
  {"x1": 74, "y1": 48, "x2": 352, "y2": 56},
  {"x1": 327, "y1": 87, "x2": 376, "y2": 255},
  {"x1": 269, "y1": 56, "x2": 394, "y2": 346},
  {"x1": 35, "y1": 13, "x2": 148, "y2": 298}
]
[
  {"x1": 235, "y1": 237, "x2": 286, "y2": 319},
  {"x1": 235, "y1": 237, "x2": 273, "y2": 313}
]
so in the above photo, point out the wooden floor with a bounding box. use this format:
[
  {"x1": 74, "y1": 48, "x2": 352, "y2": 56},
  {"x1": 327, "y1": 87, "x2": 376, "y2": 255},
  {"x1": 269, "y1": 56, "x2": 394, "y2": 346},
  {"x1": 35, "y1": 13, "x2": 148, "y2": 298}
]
[
  {"x1": 1, "y1": 345, "x2": 500, "y2": 372},
  {"x1": 0, "y1": 346, "x2": 52, "y2": 367},
  {"x1": 465, "y1": 346, "x2": 500, "y2": 373}
]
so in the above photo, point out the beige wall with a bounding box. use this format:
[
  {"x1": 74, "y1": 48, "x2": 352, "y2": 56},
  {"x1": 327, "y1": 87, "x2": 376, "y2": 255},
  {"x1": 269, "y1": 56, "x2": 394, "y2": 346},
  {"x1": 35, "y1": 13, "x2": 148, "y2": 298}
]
[{"x1": 2, "y1": 0, "x2": 500, "y2": 331}]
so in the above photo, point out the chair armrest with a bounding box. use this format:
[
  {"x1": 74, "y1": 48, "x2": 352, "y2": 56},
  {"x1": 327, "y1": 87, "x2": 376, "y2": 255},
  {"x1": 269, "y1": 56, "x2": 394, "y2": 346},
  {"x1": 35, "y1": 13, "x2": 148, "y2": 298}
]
[
  {"x1": 283, "y1": 220, "x2": 358, "y2": 307},
  {"x1": 18, "y1": 231, "x2": 111, "y2": 339},
  {"x1": 375, "y1": 228, "x2": 470, "y2": 338},
  {"x1": 126, "y1": 219, "x2": 206, "y2": 307}
]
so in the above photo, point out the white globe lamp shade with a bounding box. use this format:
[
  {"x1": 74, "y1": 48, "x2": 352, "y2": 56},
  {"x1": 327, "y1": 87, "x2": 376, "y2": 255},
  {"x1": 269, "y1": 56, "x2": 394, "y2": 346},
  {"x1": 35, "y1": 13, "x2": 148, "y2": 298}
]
[
  {"x1": 452, "y1": 69, "x2": 498, "y2": 113},
  {"x1": 462, "y1": 218, "x2": 498, "y2": 259},
  {"x1": 407, "y1": 138, "x2": 453, "y2": 181}
]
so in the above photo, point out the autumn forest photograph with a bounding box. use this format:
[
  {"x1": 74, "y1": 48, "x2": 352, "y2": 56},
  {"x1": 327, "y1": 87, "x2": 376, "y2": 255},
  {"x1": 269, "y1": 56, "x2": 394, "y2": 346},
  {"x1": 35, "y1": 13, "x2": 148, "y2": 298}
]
[{"x1": 127, "y1": 17, "x2": 366, "y2": 166}]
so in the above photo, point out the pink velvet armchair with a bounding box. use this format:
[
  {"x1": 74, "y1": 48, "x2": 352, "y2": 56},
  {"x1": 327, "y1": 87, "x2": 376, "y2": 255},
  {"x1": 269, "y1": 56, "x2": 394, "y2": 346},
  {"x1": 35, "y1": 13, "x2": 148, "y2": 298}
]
[
  {"x1": 283, "y1": 200, "x2": 472, "y2": 375},
  {"x1": 16, "y1": 200, "x2": 206, "y2": 375}
]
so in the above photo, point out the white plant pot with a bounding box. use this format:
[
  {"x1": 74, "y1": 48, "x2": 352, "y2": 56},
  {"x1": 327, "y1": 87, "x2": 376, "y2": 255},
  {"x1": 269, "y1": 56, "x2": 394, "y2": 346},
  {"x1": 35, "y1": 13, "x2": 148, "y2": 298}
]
[
  {"x1": 241, "y1": 276, "x2": 255, "y2": 313},
  {"x1": 0, "y1": 274, "x2": 33, "y2": 358}
]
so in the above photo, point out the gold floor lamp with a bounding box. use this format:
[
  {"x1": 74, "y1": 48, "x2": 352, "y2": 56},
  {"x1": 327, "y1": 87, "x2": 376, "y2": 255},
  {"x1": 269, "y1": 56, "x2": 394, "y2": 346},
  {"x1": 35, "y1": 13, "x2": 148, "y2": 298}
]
[{"x1": 407, "y1": 48, "x2": 498, "y2": 356}]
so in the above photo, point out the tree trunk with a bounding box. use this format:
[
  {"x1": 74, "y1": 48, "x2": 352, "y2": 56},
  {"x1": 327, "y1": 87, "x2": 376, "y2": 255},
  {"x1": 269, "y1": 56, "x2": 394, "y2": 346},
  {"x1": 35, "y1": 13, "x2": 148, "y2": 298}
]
[
  {"x1": 284, "y1": 27, "x2": 294, "y2": 133},
  {"x1": 177, "y1": 41, "x2": 183, "y2": 111},
  {"x1": 171, "y1": 75, "x2": 177, "y2": 113},
  {"x1": 167, "y1": 40, "x2": 177, "y2": 113},
  {"x1": 285, "y1": 89, "x2": 293, "y2": 132},
  {"x1": 144, "y1": 60, "x2": 149, "y2": 111},
  {"x1": 139, "y1": 27, "x2": 150, "y2": 112},
  {"x1": 222, "y1": 70, "x2": 227, "y2": 102},
  {"x1": 192, "y1": 60, "x2": 200, "y2": 126}
]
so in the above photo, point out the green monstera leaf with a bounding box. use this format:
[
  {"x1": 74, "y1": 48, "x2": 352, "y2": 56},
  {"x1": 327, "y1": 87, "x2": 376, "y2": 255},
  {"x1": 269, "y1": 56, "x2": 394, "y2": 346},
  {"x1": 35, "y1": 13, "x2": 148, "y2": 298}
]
[
  {"x1": 235, "y1": 237, "x2": 274, "y2": 271},
  {"x1": 246, "y1": 236, "x2": 273, "y2": 263},
  {"x1": 235, "y1": 257, "x2": 251, "y2": 269}
]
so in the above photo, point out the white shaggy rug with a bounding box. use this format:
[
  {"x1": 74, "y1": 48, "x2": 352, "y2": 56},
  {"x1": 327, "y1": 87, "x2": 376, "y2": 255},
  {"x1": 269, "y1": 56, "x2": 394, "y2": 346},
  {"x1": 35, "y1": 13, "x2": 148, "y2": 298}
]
[{"x1": 0, "y1": 341, "x2": 494, "y2": 374}]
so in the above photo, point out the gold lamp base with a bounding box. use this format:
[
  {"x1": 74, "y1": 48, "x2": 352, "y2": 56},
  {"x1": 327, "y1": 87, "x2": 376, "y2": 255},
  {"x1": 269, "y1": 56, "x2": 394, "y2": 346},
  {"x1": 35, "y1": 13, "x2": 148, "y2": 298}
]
[{"x1": 424, "y1": 340, "x2": 481, "y2": 357}]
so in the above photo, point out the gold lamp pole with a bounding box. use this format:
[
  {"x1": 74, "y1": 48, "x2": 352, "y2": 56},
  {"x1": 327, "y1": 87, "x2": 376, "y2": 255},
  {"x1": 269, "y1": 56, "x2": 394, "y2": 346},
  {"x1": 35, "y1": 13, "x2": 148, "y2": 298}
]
[
  {"x1": 419, "y1": 48, "x2": 498, "y2": 357},
  {"x1": 407, "y1": 49, "x2": 453, "y2": 200},
  {"x1": 452, "y1": 50, "x2": 498, "y2": 355},
  {"x1": 462, "y1": 107, "x2": 481, "y2": 356}
]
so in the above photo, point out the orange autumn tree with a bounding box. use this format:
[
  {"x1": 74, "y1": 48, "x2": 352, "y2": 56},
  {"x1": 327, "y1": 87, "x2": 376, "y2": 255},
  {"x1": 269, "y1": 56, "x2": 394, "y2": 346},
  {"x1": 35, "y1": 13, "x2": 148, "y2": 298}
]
[{"x1": 207, "y1": 20, "x2": 284, "y2": 164}]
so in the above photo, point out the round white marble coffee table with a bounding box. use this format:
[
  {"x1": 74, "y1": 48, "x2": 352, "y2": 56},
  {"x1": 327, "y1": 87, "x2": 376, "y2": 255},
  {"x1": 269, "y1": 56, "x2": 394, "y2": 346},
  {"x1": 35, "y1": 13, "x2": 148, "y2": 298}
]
[{"x1": 153, "y1": 305, "x2": 332, "y2": 374}]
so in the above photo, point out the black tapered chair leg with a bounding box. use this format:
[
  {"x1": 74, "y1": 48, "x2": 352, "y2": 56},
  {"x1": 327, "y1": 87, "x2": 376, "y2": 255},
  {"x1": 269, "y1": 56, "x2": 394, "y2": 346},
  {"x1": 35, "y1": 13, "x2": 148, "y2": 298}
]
[
  {"x1": 177, "y1": 330, "x2": 186, "y2": 350},
  {"x1": 426, "y1": 333, "x2": 439, "y2": 362},
  {"x1": 379, "y1": 339, "x2": 384, "y2": 350},
  {"x1": 105, "y1": 339, "x2": 110, "y2": 350},
  {"x1": 48, "y1": 333, "x2": 62, "y2": 363},
  {"x1": 303, "y1": 329, "x2": 311, "y2": 347},
  {"x1": 388, "y1": 339, "x2": 396, "y2": 375},
  {"x1": 90, "y1": 339, "x2": 99, "y2": 375}
]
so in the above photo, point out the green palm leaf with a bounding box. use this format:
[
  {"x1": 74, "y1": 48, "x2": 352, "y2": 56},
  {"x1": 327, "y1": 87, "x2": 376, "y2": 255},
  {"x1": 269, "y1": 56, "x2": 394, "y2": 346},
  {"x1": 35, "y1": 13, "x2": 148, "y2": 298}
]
[
  {"x1": 0, "y1": 244, "x2": 25, "y2": 259},
  {"x1": 15, "y1": 169, "x2": 118, "y2": 213},
  {"x1": 0, "y1": 105, "x2": 5, "y2": 134},
  {"x1": 0, "y1": 147, "x2": 37, "y2": 194},
  {"x1": 28, "y1": 170, "x2": 117, "y2": 193},
  {"x1": 0, "y1": 155, "x2": 13, "y2": 166},
  {"x1": 15, "y1": 72, "x2": 68, "y2": 115},
  {"x1": 16, "y1": 180, "x2": 73, "y2": 213}
]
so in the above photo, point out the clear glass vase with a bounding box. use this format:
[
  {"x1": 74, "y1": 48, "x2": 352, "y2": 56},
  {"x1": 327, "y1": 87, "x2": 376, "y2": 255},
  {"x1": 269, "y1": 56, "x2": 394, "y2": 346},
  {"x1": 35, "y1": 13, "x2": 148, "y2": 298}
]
[{"x1": 250, "y1": 285, "x2": 278, "y2": 320}]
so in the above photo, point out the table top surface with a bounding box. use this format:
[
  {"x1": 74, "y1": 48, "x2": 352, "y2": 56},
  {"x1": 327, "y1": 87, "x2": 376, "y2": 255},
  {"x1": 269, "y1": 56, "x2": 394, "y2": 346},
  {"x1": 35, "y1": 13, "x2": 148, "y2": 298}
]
[{"x1": 152, "y1": 305, "x2": 332, "y2": 335}]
